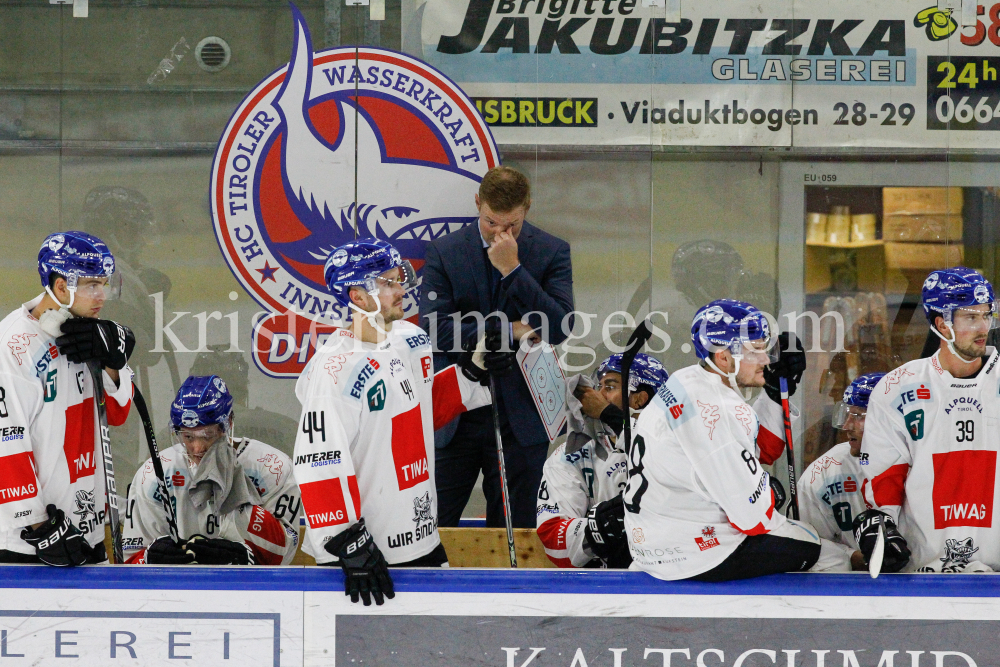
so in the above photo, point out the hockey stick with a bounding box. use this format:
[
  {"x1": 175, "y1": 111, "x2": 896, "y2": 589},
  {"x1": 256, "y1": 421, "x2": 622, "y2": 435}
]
[
  {"x1": 487, "y1": 373, "x2": 517, "y2": 569},
  {"x1": 869, "y1": 522, "x2": 886, "y2": 579},
  {"x1": 130, "y1": 383, "x2": 180, "y2": 543},
  {"x1": 89, "y1": 362, "x2": 124, "y2": 564},
  {"x1": 779, "y1": 376, "x2": 800, "y2": 520},
  {"x1": 620, "y1": 320, "x2": 652, "y2": 459}
]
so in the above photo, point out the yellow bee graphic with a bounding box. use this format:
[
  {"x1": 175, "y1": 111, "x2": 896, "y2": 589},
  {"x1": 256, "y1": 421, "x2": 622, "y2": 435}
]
[{"x1": 915, "y1": 6, "x2": 958, "y2": 40}]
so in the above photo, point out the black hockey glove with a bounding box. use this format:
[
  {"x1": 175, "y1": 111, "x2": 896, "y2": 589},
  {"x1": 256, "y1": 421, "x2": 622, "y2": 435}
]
[
  {"x1": 57, "y1": 318, "x2": 135, "y2": 370},
  {"x1": 324, "y1": 519, "x2": 395, "y2": 606},
  {"x1": 584, "y1": 496, "x2": 633, "y2": 568},
  {"x1": 853, "y1": 509, "x2": 910, "y2": 573},
  {"x1": 459, "y1": 316, "x2": 516, "y2": 385},
  {"x1": 20, "y1": 504, "x2": 91, "y2": 567},
  {"x1": 185, "y1": 535, "x2": 254, "y2": 565},
  {"x1": 763, "y1": 332, "x2": 806, "y2": 404},
  {"x1": 769, "y1": 475, "x2": 786, "y2": 512},
  {"x1": 146, "y1": 536, "x2": 196, "y2": 565}
]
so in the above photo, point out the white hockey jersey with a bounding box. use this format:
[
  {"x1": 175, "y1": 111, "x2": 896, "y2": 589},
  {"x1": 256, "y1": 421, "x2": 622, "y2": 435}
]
[
  {"x1": 623, "y1": 364, "x2": 792, "y2": 580},
  {"x1": 536, "y1": 439, "x2": 628, "y2": 568},
  {"x1": 800, "y1": 442, "x2": 871, "y2": 555},
  {"x1": 294, "y1": 322, "x2": 490, "y2": 565},
  {"x1": 0, "y1": 296, "x2": 133, "y2": 554},
  {"x1": 861, "y1": 348, "x2": 1000, "y2": 572},
  {"x1": 123, "y1": 438, "x2": 300, "y2": 565}
]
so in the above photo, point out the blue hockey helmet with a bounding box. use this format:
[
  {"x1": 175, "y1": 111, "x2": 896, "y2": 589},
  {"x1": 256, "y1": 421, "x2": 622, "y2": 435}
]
[
  {"x1": 597, "y1": 352, "x2": 669, "y2": 393},
  {"x1": 691, "y1": 299, "x2": 778, "y2": 388},
  {"x1": 170, "y1": 375, "x2": 234, "y2": 434},
  {"x1": 37, "y1": 231, "x2": 118, "y2": 290},
  {"x1": 833, "y1": 372, "x2": 885, "y2": 429},
  {"x1": 323, "y1": 238, "x2": 417, "y2": 309},
  {"x1": 921, "y1": 267, "x2": 997, "y2": 325}
]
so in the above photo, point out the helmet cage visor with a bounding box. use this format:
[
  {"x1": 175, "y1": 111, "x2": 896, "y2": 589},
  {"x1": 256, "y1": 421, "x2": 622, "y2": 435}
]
[
  {"x1": 832, "y1": 402, "x2": 867, "y2": 430},
  {"x1": 942, "y1": 303, "x2": 999, "y2": 332}
]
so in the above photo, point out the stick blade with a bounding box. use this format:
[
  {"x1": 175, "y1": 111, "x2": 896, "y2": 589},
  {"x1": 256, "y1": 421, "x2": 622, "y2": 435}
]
[{"x1": 869, "y1": 523, "x2": 885, "y2": 579}]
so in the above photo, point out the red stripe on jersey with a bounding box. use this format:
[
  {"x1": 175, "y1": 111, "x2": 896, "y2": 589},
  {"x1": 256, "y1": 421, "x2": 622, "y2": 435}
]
[
  {"x1": 756, "y1": 427, "x2": 785, "y2": 466},
  {"x1": 347, "y1": 475, "x2": 361, "y2": 517},
  {"x1": 871, "y1": 463, "x2": 909, "y2": 508},
  {"x1": 932, "y1": 450, "x2": 996, "y2": 529},
  {"x1": 546, "y1": 555, "x2": 575, "y2": 568},
  {"x1": 105, "y1": 389, "x2": 132, "y2": 426},
  {"x1": 0, "y1": 452, "x2": 38, "y2": 504},
  {"x1": 537, "y1": 517, "x2": 571, "y2": 550},
  {"x1": 126, "y1": 549, "x2": 146, "y2": 564},
  {"x1": 431, "y1": 365, "x2": 468, "y2": 431},
  {"x1": 391, "y1": 406, "x2": 429, "y2": 490},
  {"x1": 245, "y1": 505, "x2": 287, "y2": 565},
  {"x1": 63, "y1": 398, "x2": 96, "y2": 484},
  {"x1": 730, "y1": 489, "x2": 775, "y2": 535},
  {"x1": 299, "y1": 478, "x2": 350, "y2": 528}
]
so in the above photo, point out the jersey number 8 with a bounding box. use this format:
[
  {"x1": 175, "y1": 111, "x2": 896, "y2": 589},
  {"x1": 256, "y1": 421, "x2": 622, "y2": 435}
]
[{"x1": 623, "y1": 435, "x2": 648, "y2": 514}]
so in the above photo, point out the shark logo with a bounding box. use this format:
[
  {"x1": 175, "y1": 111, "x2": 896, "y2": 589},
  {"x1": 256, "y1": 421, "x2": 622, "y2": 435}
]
[
  {"x1": 940, "y1": 537, "x2": 979, "y2": 572},
  {"x1": 211, "y1": 4, "x2": 498, "y2": 379},
  {"x1": 73, "y1": 489, "x2": 101, "y2": 533},
  {"x1": 412, "y1": 491, "x2": 433, "y2": 524}
]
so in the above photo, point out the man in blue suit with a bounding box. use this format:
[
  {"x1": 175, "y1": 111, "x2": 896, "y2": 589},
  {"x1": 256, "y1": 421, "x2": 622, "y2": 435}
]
[{"x1": 420, "y1": 166, "x2": 575, "y2": 528}]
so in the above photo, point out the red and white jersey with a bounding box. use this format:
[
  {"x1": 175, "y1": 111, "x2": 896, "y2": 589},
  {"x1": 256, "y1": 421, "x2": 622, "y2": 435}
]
[
  {"x1": 293, "y1": 322, "x2": 490, "y2": 565},
  {"x1": 123, "y1": 438, "x2": 300, "y2": 565},
  {"x1": 800, "y1": 442, "x2": 871, "y2": 554},
  {"x1": 0, "y1": 296, "x2": 133, "y2": 554},
  {"x1": 623, "y1": 364, "x2": 791, "y2": 580},
  {"x1": 536, "y1": 438, "x2": 628, "y2": 568},
  {"x1": 861, "y1": 348, "x2": 1000, "y2": 572}
]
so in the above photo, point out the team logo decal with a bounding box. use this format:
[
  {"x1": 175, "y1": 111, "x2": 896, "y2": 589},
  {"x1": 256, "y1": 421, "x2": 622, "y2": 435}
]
[
  {"x1": 210, "y1": 4, "x2": 498, "y2": 378},
  {"x1": 975, "y1": 284, "x2": 991, "y2": 304},
  {"x1": 905, "y1": 409, "x2": 925, "y2": 440}
]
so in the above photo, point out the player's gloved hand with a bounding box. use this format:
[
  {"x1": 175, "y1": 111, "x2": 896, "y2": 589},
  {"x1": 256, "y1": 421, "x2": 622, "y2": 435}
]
[
  {"x1": 185, "y1": 535, "x2": 254, "y2": 565},
  {"x1": 852, "y1": 509, "x2": 910, "y2": 573},
  {"x1": 324, "y1": 519, "x2": 395, "y2": 606},
  {"x1": 56, "y1": 318, "x2": 135, "y2": 370},
  {"x1": 763, "y1": 332, "x2": 806, "y2": 403},
  {"x1": 460, "y1": 316, "x2": 516, "y2": 386},
  {"x1": 584, "y1": 496, "x2": 632, "y2": 568},
  {"x1": 20, "y1": 504, "x2": 91, "y2": 567},
  {"x1": 769, "y1": 475, "x2": 786, "y2": 512},
  {"x1": 146, "y1": 536, "x2": 196, "y2": 565}
]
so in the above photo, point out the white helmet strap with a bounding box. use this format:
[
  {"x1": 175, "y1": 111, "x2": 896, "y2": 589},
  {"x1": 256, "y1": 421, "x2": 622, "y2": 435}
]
[
  {"x1": 930, "y1": 317, "x2": 980, "y2": 365},
  {"x1": 705, "y1": 352, "x2": 741, "y2": 392}
]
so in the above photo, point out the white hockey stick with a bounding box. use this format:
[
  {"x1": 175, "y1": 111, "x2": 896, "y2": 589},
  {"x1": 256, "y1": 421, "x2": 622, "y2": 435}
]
[{"x1": 869, "y1": 522, "x2": 885, "y2": 579}]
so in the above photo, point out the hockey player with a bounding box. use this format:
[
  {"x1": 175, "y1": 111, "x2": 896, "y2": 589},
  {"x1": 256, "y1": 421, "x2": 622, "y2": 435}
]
[
  {"x1": 0, "y1": 231, "x2": 135, "y2": 566},
  {"x1": 124, "y1": 375, "x2": 299, "y2": 566},
  {"x1": 294, "y1": 238, "x2": 493, "y2": 605},
  {"x1": 624, "y1": 299, "x2": 850, "y2": 581},
  {"x1": 800, "y1": 372, "x2": 884, "y2": 571},
  {"x1": 537, "y1": 352, "x2": 668, "y2": 568},
  {"x1": 859, "y1": 267, "x2": 1000, "y2": 574}
]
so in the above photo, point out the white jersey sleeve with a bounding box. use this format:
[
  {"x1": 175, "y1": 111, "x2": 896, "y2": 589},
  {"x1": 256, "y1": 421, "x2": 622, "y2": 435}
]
[
  {"x1": 536, "y1": 444, "x2": 593, "y2": 567},
  {"x1": 234, "y1": 440, "x2": 300, "y2": 564},
  {"x1": 799, "y1": 442, "x2": 869, "y2": 554},
  {"x1": 859, "y1": 365, "x2": 919, "y2": 523}
]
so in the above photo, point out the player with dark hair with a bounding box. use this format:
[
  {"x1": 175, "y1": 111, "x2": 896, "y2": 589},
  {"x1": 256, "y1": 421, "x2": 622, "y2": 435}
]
[
  {"x1": 537, "y1": 353, "x2": 668, "y2": 568},
  {"x1": 124, "y1": 375, "x2": 300, "y2": 566},
  {"x1": 859, "y1": 267, "x2": 1000, "y2": 573},
  {"x1": 0, "y1": 231, "x2": 135, "y2": 566},
  {"x1": 800, "y1": 372, "x2": 885, "y2": 571},
  {"x1": 295, "y1": 238, "x2": 498, "y2": 605}
]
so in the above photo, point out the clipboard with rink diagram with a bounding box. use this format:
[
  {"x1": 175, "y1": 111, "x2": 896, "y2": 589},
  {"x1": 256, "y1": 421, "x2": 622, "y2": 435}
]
[{"x1": 516, "y1": 343, "x2": 568, "y2": 443}]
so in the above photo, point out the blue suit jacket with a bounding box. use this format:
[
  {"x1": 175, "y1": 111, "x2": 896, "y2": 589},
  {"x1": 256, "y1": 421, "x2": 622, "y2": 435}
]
[{"x1": 419, "y1": 221, "x2": 574, "y2": 447}]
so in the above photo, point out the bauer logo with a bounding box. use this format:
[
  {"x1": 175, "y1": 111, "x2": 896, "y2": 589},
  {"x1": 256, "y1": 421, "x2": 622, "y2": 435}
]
[{"x1": 210, "y1": 4, "x2": 498, "y2": 379}]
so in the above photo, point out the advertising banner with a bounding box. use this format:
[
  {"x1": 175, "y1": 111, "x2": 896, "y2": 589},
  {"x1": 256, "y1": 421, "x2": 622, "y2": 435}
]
[{"x1": 413, "y1": 0, "x2": 1000, "y2": 148}]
